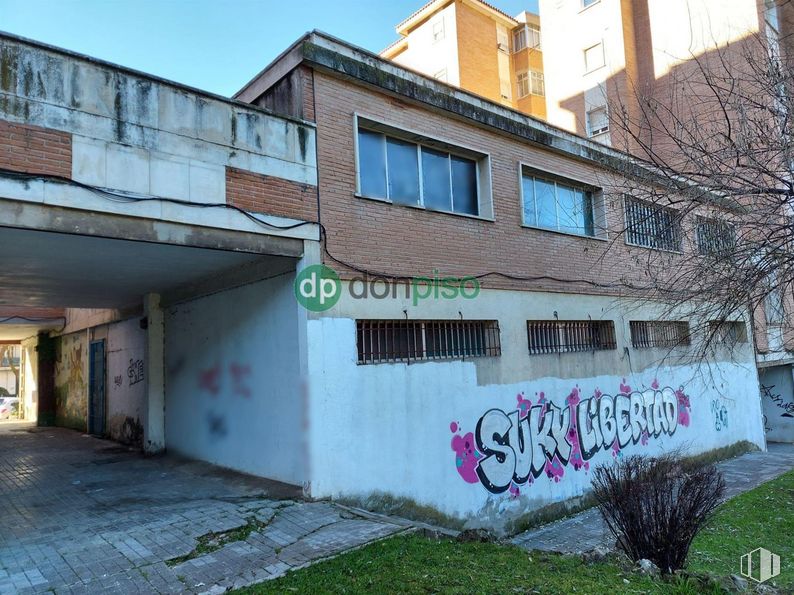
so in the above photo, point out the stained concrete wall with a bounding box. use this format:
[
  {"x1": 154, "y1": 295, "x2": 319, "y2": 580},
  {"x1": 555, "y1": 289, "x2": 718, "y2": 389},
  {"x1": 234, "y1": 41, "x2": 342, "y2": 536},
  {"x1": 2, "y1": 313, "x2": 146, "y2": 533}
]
[
  {"x1": 105, "y1": 318, "x2": 146, "y2": 447},
  {"x1": 164, "y1": 272, "x2": 306, "y2": 486},
  {"x1": 760, "y1": 364, "x2": 794, "y2": 443},
  {"x1": 19, "y1": 337, "x2": 38, "y2": 421},
  {"x1": 306, "y1": 285, "x2": 766, "y2": 533},
  {"x1": 54, "y1": 331, "x2": 88, "y2": 430}
]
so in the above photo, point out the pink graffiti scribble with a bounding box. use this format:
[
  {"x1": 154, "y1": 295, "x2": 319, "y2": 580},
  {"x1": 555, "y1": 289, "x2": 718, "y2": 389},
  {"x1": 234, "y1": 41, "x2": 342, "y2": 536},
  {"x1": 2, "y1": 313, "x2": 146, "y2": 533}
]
[
  {"x1": 509, "y1": 483, "x2": 520, "y2": 498},
  {"x1": 536, "y1": 392, "x2": 547, "y2": 415},
  {"x1": 676, "y1": 388, "x2": 691, "y2": 427},
  {"x1": 451, "y1": 432, "x2": 481, "y2": 484},
  {"x1": 545, "y1": 455, "x2": 565, "y2": 482},
  {"x1": 199, "y1": 365, "x2": 221, "y2": 396},
  {"x1": 640, "y1": 430, "x2": 650, "y2": 446},
  {"x1": 651, "y1": 378, "x2": 660, "y2": 390},
  {"x1": 230, "y1": 363, "x2": 252, "y2": 398},
  {"x1": 566, "y1": 386, "x2": 581, "y2": 407},
  {"x1": 594, "y1": 388, "x2": 603, "y2": 399},
  {"x1": 611, "y1": 439, "x2": 621, "y2": 458},
  {"x1": 566, "y1": 387, "x2": 586, "y2": 471},
  {"x1": 450, "y1": 421, "x2": 458, "y2": 433},
  {"x1": 619, "y1": 379, "x2": 632, "y2": 394},
  {"x1": 516, "y1": 393, "x2": 532, "y2": 419}
]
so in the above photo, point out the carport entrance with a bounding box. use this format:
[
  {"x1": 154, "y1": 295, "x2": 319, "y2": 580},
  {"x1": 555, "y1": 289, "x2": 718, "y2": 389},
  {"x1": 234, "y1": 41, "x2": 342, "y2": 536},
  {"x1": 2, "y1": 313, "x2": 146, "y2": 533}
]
[{"x1": 0, "y1": 209, "x2": 308, "y2": 481}]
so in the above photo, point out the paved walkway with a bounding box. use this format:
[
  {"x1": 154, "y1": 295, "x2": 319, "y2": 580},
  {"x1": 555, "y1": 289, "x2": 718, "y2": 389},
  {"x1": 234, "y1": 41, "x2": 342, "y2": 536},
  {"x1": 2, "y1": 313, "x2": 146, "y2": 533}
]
[
  {"x1": 0, "y1": 423, "x2": 405, "y2": 594},
  {"x1": 512, "y1": 442, "x2": 794, "y2": 553}
]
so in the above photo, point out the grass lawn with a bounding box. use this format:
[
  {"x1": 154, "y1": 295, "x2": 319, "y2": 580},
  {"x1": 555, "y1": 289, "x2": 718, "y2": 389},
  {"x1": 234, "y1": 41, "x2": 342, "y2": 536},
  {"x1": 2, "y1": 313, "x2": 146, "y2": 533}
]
[{"x1": 235, "y1": 470, "x2": 794, "y2": 594}]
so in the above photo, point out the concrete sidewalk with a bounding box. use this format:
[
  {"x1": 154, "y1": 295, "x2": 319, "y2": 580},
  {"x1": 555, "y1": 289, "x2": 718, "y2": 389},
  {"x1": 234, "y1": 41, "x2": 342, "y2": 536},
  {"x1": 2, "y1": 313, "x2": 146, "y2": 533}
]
[
  {"x1": 0, "y1": 423, "x2": 405, "y2": 594},
  {"x1": 512, "y1": 442, "x2": 794, "y2": 553}
]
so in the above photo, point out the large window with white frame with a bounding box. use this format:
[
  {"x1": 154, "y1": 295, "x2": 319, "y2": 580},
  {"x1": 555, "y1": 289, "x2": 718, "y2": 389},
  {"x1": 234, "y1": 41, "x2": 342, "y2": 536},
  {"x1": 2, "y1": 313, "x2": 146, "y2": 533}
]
[
  {"x1": 355, "y1": 118, "x2": 490, "y2": 217},
  {"x1": 586, "y1": 106, "x2": 609, "y2": 136},
  {"x1": 521, "y1": 168, "x2": 603, "y2": 238},
  {"x1": 513, "y1": 24, "x2": 541, "y2": 52},
  {"x1": 530, "y1": 71, "x2": 545, "y2": 96},
  {"x1": 584, "y1": 42, "x2": 605, "y2": 72},
  {"x1": 517, "y1": 72, "x2": 530, "y2": 98}
]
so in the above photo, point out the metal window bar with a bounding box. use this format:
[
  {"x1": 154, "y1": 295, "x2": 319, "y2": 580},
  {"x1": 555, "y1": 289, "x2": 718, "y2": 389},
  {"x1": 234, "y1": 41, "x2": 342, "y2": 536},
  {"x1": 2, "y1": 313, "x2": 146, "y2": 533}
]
[
  {"x1": 625, "y1": 197, "x2": 681, "y2": 252},
  {"x1": 357, "y1": 320, "x2": 501, "y2": 364},
  {"x1": 527, "y1": 321, "x2": 616, "y2": 355},
  {"x1": 630, "y1": 321, "x2": 691, "y2": 349}
]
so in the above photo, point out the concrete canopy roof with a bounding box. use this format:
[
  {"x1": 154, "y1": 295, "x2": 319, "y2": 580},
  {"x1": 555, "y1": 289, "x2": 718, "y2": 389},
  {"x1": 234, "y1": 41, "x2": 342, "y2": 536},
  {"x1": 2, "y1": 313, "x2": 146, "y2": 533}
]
[{"x1": 0, "y1": 226, "x2": 297, "y2": 311}]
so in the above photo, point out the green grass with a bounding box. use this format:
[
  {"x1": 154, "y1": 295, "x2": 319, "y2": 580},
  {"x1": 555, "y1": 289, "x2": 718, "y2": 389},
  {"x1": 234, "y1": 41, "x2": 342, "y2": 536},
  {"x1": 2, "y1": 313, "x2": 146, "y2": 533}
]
[
  {"x1": 688, "y1": 469, "x2": 794, "y2": 589},
  {"x1": 234, "y1": 471, "x2": 794, "y2": 594}
]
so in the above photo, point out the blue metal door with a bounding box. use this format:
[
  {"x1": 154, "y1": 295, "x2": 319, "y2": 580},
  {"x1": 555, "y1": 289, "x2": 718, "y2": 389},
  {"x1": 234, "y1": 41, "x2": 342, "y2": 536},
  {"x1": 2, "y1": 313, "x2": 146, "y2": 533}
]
[{"x1": 88, "y1": 340, "x2": 106, "y2": 435}]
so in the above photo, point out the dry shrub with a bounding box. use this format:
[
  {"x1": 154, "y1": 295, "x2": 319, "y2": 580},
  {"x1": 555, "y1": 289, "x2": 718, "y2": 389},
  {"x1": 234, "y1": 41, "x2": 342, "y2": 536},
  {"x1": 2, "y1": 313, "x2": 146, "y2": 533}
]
[{"x1": 591, "y1": 453, "x2": 725, "y2": 573}]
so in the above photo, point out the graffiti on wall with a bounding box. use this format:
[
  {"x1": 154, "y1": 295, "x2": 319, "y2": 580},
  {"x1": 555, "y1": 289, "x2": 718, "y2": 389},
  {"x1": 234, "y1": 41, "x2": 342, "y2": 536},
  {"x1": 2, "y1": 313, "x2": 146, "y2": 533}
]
[
  {"x1": 127, "y1": 359, "x2": 144, "y2": 386},
  {"x1": 761, "y1": 383, "x2": 794, "y2": 419},
  {"x1": 450, "y1": 379, "x2": 692, "y2": 496},
  {"x1": 198, "y1": 363, "x2": 252, "y2": 398},
  {"x1": 710, "y1": 399, "x2": 729, "y2": 431}
]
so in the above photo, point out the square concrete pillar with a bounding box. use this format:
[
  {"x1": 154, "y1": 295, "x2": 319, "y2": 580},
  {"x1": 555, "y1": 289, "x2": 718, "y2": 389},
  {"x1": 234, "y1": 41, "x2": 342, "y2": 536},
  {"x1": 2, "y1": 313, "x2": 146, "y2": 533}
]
[{"x1": 143, "y1": 293, "x2": 166, "y2": 453}]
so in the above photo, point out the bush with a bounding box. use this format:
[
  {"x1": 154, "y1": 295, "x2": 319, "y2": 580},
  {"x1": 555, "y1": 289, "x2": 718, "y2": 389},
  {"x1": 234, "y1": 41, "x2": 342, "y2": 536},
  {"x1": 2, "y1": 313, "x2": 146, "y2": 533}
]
[{"x1": 591, "y1": 453, "x2": 725, "y2": 573}]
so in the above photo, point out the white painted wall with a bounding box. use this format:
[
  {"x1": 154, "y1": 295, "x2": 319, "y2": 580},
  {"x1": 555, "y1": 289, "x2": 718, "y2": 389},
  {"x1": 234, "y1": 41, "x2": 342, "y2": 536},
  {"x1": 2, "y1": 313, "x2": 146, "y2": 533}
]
[
  {"x1": 164, "y1": 272, "x2": 306, "y2": 486},
  {"x1": 306, "y1": 285, "x2": 766, "y2": 533},
  {"x1": 105, "y1": 318, "x2": 147, "y2": 446},
  {"x1": 759, "y1": 365, "x2": 794, "y2": 443}
]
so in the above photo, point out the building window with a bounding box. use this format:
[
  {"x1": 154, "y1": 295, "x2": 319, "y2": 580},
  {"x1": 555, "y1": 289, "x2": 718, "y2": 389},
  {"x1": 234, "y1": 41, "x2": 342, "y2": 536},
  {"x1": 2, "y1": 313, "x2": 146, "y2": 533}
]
[
  {"x1": 630, "y1": 321, "x2": 691, "y2": 349},
  {"x1": 708, "y1": 321, "x2": 748, "y2": 346},
  {"x1": 530, "y1": 71, "x2": 545, "y2": 96},
  {"x1": 513, "y1": 24, "x2": 541, "y2": 52},
  {"x1": 584, "y1": 42, "x2": 605, "y2": 72},
  {"x1": 765, "y1": 268, "x2": 785, "y2": 324},
  {"x1": 432, "y1": 18, "x2": 445, "y2": 43},
  {"x1": 527, "y1": 320, "x2": 616, "y2": 355},
  {"x1": 356, "y1": 123, "x2": 482, "y2": 216},
  {"x1": 764, "y1": 0, "x2": 780, "y2": 58},
  {"x1": 522, "y1": 171, "x2": 599, "y2": 237},
  {"x1": 582, "y1": 0, "x2": 600, "y2": 8},
  {"x1": 517, "y1": 72, "x2": 530, "y2": 98},
  {"x1": 586, "y1": 106, "x2": 609, "y2": 136},
  {"x1": 624, "y1": 196, "x2": 682, "y2": 251},
  {"x1": 357, "y1": 320, "x2": 501, "y2": 364},
  {"x1": 696, "y1": 217, "x2": 735, "y2": 255}
]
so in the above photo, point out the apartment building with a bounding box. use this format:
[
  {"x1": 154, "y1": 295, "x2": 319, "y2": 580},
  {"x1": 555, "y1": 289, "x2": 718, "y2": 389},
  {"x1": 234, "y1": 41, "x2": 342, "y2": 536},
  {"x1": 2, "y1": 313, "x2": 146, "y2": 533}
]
[
  {"x1": 236, "y1": 31, "x2": 767, "y2": 532},
  {"x1": 381, "y1": 0, "x2": 547, "y2": 118}
]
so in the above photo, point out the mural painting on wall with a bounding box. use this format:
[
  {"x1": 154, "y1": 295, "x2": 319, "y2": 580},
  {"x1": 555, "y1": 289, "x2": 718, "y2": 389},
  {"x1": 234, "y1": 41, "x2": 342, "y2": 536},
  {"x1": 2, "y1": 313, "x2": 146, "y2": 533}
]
[
  {"x1": 762, "y1": 384, "x2": 794, "y2": 419},
  {"x1": 450, "y1": 379, "x2": 692, "y2": 496}
]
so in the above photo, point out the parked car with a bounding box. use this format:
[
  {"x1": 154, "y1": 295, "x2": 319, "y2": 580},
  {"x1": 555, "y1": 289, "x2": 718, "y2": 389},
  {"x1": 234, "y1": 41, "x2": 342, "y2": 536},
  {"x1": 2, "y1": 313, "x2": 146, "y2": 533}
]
[{"x1": 0, "y1": 396, "x2": 19, "y2": 420}]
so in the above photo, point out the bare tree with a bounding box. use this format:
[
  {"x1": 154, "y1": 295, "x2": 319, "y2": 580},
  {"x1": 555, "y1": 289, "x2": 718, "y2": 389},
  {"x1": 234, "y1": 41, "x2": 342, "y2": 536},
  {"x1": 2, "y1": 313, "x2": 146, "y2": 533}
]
[{"x1": 596, "y1": 15, "x2": 794, "y2": 362}]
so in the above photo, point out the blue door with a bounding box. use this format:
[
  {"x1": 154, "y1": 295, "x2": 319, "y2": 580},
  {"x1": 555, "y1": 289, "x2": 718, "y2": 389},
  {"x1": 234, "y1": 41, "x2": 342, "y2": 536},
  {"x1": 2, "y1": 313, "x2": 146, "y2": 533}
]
[{"x1": 88, "y1": 340, "x2": 106, "y2": 435}]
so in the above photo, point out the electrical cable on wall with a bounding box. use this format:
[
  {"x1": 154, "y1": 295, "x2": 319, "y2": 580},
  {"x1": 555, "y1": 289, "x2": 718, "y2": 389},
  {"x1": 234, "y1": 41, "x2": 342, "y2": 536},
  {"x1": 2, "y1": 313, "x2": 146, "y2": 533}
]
[{"x1": 1, "y1": 167, "x2": 638, "y2": 292}]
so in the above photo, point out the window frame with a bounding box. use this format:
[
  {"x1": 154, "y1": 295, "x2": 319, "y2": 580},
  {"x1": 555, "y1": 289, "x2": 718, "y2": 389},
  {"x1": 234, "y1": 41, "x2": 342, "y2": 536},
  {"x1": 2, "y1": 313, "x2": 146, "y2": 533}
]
[
  {"x1": 529, "y1": 70, "x2": 545, "y2": 96},
  {"x1": 629, "y1": 320, "x2": 691, "y2": 349},
  {"x1": 512, "y1": 24, "x2": 541, "y2": 53},
  {"x1": 586, "y1": 105, "x2": 609, "y2": 136},
  {"x1": 519, "y1": 164, "x2": 607, "y2": 240},
  {"x1": 583, "y1": 41, "x2": 606, "y2": 73},
  {"x1": 516, "y1": 71, "x2": 530, "y2": 98},
  {"x1": 695, "y1": 216, "x2": 736, "y2": 256},
  {"x1": 431, "y1": 17, "x2": 445, "y2": 43},
  {"x1": 623, "y1": 195, "x2": 683, "y2": 253},
  {"x1": 353, "y1": 114, "x2": 494, "y2": 220},
  {"x1": 581, "y1": 0, "x2": 600, "y2": 9},
  {"x1": 527, "y1": 320, "x2": 616, "y2": 355},
  {"x1": 357, "y1": 319, "x2": 502, "y2": 365}
]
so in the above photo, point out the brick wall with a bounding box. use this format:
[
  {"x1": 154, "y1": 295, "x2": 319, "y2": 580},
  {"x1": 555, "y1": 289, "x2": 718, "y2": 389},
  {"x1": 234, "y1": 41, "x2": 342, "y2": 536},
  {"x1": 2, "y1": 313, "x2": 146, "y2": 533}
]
[
  {"x1": 312, "y1": 71, "x2": 699, "y2": 296},
  {"x1": 226, "y1": 167, "x2": 318, "y2": 222},
  {"x1": 0, "y1": 121, "x2": 71, "y2": 178},
  {"x1": 456, "y1": 1, "x2": 503, "y2": 105}
]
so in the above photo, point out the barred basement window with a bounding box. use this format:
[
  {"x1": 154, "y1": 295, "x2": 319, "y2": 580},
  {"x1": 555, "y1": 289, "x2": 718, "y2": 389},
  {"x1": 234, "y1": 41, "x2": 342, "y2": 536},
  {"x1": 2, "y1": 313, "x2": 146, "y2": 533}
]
[
  {"x1": 696, "y1": 217, "x2": 736, "y2": 255},
  {"x1": 630, "y1": 321, "x2": 691, "y2": 349},
  {"x1": 527, "y1": 320, "x2": 616, "y2": 354},
  {"x1": 357, "y1": 320, "x2": 501, "y2": 364},
  {"x1": 624, "y1": 196, "x2": 682, "y2": 252},
  {"x1": 708, "y1": 321, "x2": 748, "y2": 345}
]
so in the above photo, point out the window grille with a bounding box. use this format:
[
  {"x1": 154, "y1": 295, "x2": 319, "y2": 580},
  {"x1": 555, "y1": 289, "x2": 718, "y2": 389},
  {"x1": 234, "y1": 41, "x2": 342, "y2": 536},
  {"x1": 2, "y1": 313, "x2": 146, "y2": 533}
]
[
  {"x1": 630, "y1": 321, "x2": 691, "y2": 349},
  {"x1": 527, "y1": 320, "x2": 616, "y2": 354},
  {"x1": 357, "y1": 320, "x2": 501, "y2": 364},
  {"x1": 696, "y1": 217, "x2": 735, "y2": 255},
  {"x1": 624, "y1": 196, "x2": 682, "y2": 251},
  {"x1": 708, "y1": 321, "x2": 748, "y2": 345}
]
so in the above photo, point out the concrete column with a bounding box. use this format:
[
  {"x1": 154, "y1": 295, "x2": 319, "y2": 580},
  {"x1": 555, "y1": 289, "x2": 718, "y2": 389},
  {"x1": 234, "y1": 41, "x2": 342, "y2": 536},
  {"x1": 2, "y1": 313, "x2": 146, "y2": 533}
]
[{"x1": 143, "y1": 293, "x2": 166, "y2": 453}]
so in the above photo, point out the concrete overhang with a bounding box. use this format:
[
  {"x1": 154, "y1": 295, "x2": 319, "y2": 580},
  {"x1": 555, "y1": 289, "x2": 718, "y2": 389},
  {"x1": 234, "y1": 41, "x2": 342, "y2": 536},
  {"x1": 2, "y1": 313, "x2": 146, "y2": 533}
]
[{"x1": 0, "y1": 313, "x2": 64, "y2": 342}]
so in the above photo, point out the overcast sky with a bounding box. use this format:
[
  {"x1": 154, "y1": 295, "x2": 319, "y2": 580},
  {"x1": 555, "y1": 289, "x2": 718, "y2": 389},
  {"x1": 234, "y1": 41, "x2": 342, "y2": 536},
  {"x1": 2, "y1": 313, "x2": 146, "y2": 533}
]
[{"x1": 0, "y1": 0, "x2": 540, "y2": 97}]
